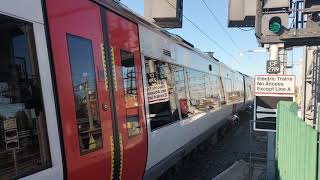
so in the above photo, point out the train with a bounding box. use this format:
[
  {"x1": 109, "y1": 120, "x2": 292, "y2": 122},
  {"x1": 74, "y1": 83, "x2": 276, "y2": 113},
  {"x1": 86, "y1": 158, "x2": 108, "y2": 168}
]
[{"x1": 0, "y1": 0, "x2": 254, "y2": 180}]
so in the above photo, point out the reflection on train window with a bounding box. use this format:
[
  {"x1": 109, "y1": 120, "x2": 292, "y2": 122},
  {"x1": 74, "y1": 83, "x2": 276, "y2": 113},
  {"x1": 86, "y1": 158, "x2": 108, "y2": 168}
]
[
  {"x1": 67, "y1": 35, "x2": 102, "y2": 154},
  {"x1": 120, "y1": 50, "x2": 141, "y2": 137},
  {"x1": 245, "y1": 77, "x2": 254, "y2": 101},
  {"x1": 0, "y1": 16, "x2": 51, "y2": 179},
  {"x1": 207, "y1": 75, "x2": 221, "y2": 108},
  {"x1": 222, "y1": 78, "x2": 232, "y2": 104},
  {"x1": 172, "y1": 65, "x2": 189, "y2": 119},
  {"x1": 145, "y1": 58, "x2": 179, "y2": 130},
  {"x1": 233, "y1": 74, "x2": 245, "y2": 102},
  {"x1": 186, "y1": 69, "x2": 219, "y2": 115}
]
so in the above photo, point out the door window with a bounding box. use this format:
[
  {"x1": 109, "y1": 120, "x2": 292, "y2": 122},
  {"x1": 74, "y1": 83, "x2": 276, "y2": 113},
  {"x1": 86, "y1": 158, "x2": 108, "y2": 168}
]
[
  {"x1": 120, "y1": 50, "x2": 141, "y2": 137},
  {"x1": 67, "y1": 34, "x2": 103, "y2": 154}
]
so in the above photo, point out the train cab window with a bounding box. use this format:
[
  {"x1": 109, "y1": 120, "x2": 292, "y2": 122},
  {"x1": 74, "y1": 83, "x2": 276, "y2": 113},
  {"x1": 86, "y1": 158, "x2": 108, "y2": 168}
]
[
  {"x1": 120, "y1": 50, "x2": 141, "y2": 137},
  {"x1": 67, "y1": 35, "x2": 102, "y2": 154},
  {"x1": 0, "y1": 16, "x2": 51, "y2": 179},
  {"x1": 145, "y1": 59, "x2": 179, "y2": 130}
]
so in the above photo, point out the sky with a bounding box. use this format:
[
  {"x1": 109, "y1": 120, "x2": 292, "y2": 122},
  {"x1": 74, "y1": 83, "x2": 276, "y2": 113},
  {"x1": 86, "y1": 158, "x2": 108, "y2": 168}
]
[{"x1": 119, "y1": 0, "x2": 303, "y2": 77}]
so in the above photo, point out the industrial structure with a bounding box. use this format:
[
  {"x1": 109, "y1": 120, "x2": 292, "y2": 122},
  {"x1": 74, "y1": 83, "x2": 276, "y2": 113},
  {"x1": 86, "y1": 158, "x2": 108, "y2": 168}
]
[
  {"x1": 0, "y1": 0, "x2": 254, "y2": 179},
  {"x1": 228, "y1": 0, "x2": 320, "y2": 179}
]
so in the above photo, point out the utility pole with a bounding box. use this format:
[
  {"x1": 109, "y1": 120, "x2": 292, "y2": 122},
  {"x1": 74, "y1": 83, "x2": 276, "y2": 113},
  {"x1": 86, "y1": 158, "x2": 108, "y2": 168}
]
[
  {"x1": 266, "y1": 43, "x2": 282, "y2": 180},
  {"x1": 228, "y1": 0, "x2": 320, "y2": 179},
  {"x1": 302, "y1": 46, "x2": 320, "y2": 126}
]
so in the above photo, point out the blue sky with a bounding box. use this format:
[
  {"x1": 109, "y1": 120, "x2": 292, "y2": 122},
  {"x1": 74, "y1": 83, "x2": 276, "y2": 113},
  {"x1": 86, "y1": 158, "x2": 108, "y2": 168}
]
[{"x1": 120, "y1": 0, "x2": 302, "y2": 76}]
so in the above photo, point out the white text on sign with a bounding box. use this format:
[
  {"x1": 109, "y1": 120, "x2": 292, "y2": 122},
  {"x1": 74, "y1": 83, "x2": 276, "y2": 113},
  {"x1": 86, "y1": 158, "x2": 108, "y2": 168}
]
[{"x1": 255, "y1": 75, "x2": 296, "y2": 95}]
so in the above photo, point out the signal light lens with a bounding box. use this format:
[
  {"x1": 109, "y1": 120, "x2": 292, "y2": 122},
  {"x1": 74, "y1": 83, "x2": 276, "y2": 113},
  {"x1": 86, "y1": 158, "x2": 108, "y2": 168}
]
[{"x1": 269, "y1": 16, "x2": 282, "y2": 34}]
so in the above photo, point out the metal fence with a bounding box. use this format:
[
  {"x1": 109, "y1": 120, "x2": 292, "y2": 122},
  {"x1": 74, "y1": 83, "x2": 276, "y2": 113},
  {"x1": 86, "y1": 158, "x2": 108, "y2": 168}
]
[{"x1": 276, "y1": 101, "x2": 319, "y2": 180}]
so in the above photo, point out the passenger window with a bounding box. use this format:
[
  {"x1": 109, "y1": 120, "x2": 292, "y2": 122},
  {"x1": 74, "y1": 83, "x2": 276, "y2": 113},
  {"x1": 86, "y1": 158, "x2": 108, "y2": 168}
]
[
  {"x1": 172, "y1": 65, "x2": 189, "y2": 119},
  {"x1": 207, "y1": 75, "x2": 221, "y2": 109},
  {"x1": 67, "y1": 34, "x2": 102, "y2": 154},
  {"x1": 0, "y1": 16, "x2": 51, "y2": 179},
  {"x1": 230, "y1": 74, "x2": 244, "y2": 103},
  {"x1": 237, "y1": 76, "x2": 245, "y2": 101},
  {"x1": 145, "y1": 58, "x2": 179, "y2": 130},
  {"x1": 222, "y1": 78, "x2": 232, "y2": 104},
  {"x1": 186, "y1": 69, "x2": 211, "y2": 115},
  {"x1": 120, "y1": 50, "x2": 141, "y2": 137}
]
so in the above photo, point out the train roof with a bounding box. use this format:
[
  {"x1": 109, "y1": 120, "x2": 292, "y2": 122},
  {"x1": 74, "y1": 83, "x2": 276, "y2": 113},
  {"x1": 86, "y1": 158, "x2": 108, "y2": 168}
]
[{"x1": 94, "y1": 0, "x2": 237, "y2": 73}]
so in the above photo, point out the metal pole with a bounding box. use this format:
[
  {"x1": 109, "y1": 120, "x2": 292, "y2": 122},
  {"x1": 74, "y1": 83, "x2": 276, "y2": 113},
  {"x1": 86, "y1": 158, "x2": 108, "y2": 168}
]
[
  {"x1": 267, "y1": 44, "x2": 278, "y2": 180},
  {"x1": 313, "y1": 48, "x2": 320, "y2": 126},
  {"x1": 302, "y1": 46, "x2": 308, "y2": 121},
  {"x1": 269, "y1": 45, "x2": 279, "y2": 61},
  {"x1": 249, "y1": 119, "x2": 253, "y2": 180}
]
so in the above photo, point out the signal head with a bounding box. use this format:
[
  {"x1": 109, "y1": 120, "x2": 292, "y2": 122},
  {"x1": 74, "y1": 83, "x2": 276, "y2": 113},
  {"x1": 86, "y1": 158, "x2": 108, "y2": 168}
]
[{"x1": 269, "y1": 16, "x2": 282, "y2": 34}]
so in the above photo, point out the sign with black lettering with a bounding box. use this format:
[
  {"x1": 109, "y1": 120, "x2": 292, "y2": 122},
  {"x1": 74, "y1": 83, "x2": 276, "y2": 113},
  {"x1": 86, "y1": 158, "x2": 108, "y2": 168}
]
[
  {"x1": 266, "y1": 60, "x2": 280, "y2": 74},
  {"x1": 255, "y1": 75, "x2": 295, "y2": 95},
  {"x1": 147, "y1": 82, "x2": 169, "y2": 104},
  {"x1": 254, "y1": 96, "x2": 294, "y2": 132},
  {"x1": 147, "y1": 73, "x2": 158, "y2": 85},
  {"x1": 254, "y1": 75, "x2": 296, "y2": 131}
]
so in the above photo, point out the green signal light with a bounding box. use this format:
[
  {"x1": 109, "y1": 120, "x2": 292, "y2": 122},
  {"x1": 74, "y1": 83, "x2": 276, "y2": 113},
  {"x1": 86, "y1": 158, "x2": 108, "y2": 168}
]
[
  {"x1": 269, "y1": 16, "x2": 282, "y2": 34},
  {"x1": 269, "y1": 22, "x2": 281, "y2": 33}
]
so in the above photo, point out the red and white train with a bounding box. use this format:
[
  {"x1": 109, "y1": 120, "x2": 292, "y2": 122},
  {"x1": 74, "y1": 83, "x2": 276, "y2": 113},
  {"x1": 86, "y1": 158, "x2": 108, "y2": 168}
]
[{"x1": 0, "y1": 0, "x2": 254, "y2": 179}]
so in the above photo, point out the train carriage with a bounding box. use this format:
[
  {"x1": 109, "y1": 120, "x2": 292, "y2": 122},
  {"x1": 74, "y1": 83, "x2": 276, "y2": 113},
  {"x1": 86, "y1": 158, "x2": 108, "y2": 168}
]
[
  {"x1": 0, "y1": 0, "x2": 253, "y2": 180},
  {"x1": 138, "y1": 25, "x2": 250, "y2": 179}
]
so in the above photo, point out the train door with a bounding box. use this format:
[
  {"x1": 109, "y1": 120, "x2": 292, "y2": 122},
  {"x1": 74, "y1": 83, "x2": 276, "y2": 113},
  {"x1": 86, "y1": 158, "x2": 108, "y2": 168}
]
[
  {"x1": 45, "y1": 0, "x2": 113, "y2": 179},
  {"x1": 104, "y1": 10, "x2": 148, "y2": 180}
]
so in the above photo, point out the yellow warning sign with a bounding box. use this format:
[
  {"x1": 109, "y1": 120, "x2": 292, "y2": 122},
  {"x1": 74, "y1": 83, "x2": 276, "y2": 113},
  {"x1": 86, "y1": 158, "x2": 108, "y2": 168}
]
[{"x1": 89, "y1": 134, "x2": 96, "y2": 150}]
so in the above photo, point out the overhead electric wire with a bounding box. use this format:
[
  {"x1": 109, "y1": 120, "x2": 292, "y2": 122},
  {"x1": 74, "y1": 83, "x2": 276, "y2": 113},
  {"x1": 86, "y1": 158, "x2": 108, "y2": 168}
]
[
  {"x1": 200, "y1": 0, "x2": 242, "y2": 51},
  {"x1": 163, "y1": 0, "x2": 240, "y2": 64}
]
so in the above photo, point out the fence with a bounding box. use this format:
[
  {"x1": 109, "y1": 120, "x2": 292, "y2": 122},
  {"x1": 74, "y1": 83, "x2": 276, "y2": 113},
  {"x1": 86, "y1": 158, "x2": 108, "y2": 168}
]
[{"x1": 276, "y1": 101, "x2": 319, "y2": 180}]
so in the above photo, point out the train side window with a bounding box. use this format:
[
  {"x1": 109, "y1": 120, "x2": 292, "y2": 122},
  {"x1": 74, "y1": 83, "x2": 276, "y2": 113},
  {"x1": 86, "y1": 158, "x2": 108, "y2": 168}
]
[
  {"x1": 230, "y1": 74, "x2": 244, "y2": 103},
  {"x1": 207, "y1": 75, "x2": 221, "y2": 108},
  {"x1": 222, "y1": 78, "x2": 232, "y2": 104},
  {"x1": 245, "y1": 78, "x2": 253, "y2": 100},
  {"x1": 120, "y1": 50, "x2": 141, "y2": 137},
  {"x1": 145, "y1": 58, "x2": 179, "y2": 130},
  {"x1": 0, "y1": 16, "x2": 51, "y2": 179},
  {"x1": 186, "y1": 69, "x2": 213, "y2": 115},
  {"x1": 172, "y1": 65, "x2": 189, "y2": 119},
  {"x1": 67, "y1": 34, "x2": 103, "y2": 154},
  {"x1": 237, "y1": 75, "x2": 245, "y2": 101}
]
